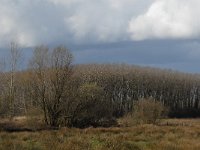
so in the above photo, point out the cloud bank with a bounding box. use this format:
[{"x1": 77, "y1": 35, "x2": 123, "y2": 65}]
[
  {"x1": 129, "y1": 0, "x2": 200, "y2": 40},
  {"x1": 0, "y1": 0, "x2": 200, "y2": 47}
]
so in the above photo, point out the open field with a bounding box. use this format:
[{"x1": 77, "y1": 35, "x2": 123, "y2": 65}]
[{"x1": 0, "y1": 119, "x2": 200, "y2": 150}]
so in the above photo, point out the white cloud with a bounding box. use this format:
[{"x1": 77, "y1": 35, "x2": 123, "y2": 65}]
[
  {"x1": 5, "y1": 0, "x2": 200, "y2": 47},
  {"x1": 0, "y1": 0, "x2": 154, "y2": 47},
  {"x1": 129, "y1": 0, "x2": 200, "y2": 40},
  {"x1": 0, "y1": 0, "x2": 37, "y2": 46},
  {"x1": 64, "y1": 0, "x2": 149, "y2": 43}
]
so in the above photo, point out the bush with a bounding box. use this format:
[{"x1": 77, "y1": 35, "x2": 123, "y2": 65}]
[
  {"x1": 69, "y1": 83, "x2": 116, "y2": 128},
  {"x1": 131, "y1": 98, "x2": 168, "y2": 124}
]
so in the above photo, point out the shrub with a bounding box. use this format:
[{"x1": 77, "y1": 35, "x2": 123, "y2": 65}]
[
  {"x1": 69, "y1": 83, "x2": 116, "y2": 128},
  {"x1": 131, "y1": 98, "x2": 168, "y2": 124}
]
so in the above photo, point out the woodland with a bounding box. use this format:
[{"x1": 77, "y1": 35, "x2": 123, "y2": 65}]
[{"x1": 1, "y1": 43, "x2": 200, "y2": 128}]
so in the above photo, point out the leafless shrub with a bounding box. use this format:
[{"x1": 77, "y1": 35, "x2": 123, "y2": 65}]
[{"x1": 131, "y1": 98, "x2": 168, "y2": 125}]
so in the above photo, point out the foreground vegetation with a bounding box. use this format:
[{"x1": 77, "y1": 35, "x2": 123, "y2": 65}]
[{"x1": 0, "y1": 119, "x2": 200, "y2": 150}]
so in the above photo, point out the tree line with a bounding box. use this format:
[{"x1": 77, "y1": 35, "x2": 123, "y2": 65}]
[{"x1": 0, "y1": 43, "x2": 200, "y2": 127}]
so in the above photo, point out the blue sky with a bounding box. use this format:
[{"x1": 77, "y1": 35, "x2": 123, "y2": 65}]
[{"x1": 1, "y1": 0, "x2": 200, "y2": 73}]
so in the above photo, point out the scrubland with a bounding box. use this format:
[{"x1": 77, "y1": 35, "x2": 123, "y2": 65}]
[{"x1": 0, "y1": 118, "x2": 200, "y2": 150}]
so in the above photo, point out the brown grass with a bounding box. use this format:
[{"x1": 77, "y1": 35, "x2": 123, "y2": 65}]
[{"x1": 0, "y1": 118, "x2": 200, "y2": 150}]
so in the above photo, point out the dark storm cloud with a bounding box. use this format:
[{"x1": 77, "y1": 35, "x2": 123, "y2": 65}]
[{"x1": 72, "y1": 40, "x2": 200, "y2": 73}]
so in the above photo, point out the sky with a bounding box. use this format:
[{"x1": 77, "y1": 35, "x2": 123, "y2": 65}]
[{"x1": 1, "y1": 0, "x2": 200, "y2": 73}]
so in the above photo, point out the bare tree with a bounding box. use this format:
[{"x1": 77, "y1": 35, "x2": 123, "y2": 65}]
[
  {"x1": 29, "y1": 45, "x2": 49, "y2": 124},
  {"x1": 30, "y1": 45, "x2": 73, "y2": 126},
  {"x1": 8, "y1": 41, "x2": 22, "y2": 118},
  {"x1": 0, "y1": 58, "x2": 6, "y2": 115}
]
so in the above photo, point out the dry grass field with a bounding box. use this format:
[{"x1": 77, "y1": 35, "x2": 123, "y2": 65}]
[{"x1": 0, "y1": 118, "x2": 200, "y2": 150}]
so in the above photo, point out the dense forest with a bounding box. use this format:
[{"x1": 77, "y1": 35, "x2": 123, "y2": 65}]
[{"x1": 1, "y1": 43, "x2": 200, "y2": 128}]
